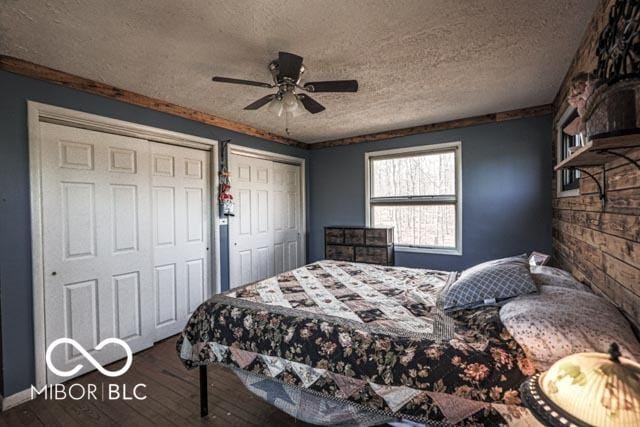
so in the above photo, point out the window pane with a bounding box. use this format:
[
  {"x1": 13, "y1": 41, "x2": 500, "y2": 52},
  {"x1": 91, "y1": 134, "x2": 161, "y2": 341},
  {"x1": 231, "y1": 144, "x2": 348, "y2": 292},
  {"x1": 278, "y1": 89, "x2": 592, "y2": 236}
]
[
  {"x1": 560, "y1": 110, "x2": 581, "y2": 191},
  {"x1": 372, "y1": 204, "x2": 456, "y2": 248},
  {"x1": 371, "y1": 151, "x2": 455, "y2": 197}
]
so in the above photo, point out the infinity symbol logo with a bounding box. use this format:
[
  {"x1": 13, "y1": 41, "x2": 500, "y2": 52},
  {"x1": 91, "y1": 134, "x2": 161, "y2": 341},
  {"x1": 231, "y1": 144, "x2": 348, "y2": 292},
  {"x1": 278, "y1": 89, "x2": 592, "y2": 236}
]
[{"x1": 45, "y1": 338, "x2": 133, "y2": 378}]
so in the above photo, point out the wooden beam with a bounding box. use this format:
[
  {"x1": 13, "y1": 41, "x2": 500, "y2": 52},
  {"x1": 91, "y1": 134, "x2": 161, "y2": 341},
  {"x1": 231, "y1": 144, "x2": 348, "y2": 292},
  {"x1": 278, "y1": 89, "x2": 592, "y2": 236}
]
[
  {"x1": 0, "y1": 55, "x2": 306, "y2": 148},
  {"x1": 310, "y1": 104, "x2": 554, "y2": 149}
]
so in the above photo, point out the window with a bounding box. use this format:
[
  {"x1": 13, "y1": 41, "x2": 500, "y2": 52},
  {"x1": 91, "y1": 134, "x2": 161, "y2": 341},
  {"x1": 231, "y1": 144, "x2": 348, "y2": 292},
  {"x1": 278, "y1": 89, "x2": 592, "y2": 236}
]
[
  {"x1": 365, "y1": 142, "x2": 462, "y2": 255},
  {"x1": 557, "y1": 107, "x2": 583, "y2": 196}
]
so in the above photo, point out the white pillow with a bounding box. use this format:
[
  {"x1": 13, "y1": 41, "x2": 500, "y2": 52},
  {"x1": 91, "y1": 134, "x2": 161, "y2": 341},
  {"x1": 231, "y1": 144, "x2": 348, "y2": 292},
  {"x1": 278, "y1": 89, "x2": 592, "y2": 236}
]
[
  {"x1": 530, "y1": 265, "x2": 591, "y2": 293},
  {"x1": 500, "y1": 286, "x2": 640, "y2": 371}
]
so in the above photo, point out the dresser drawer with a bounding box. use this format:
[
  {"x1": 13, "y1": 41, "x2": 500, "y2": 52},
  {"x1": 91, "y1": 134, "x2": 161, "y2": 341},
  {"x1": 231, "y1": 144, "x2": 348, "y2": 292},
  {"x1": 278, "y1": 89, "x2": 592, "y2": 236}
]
[
  {"x1": 365, "y1": 228, "x2": 392, "y2": 246},
  {"x1": 344, "y1": 228, "x2": 365, "y2": 245},
  {"x1": 326, "y1": 244, "x2": 354, "y2": 261},
  {"x1": 355, "y1": 246, "x2": 390, "y2": 264},
  {"x1": 325, "y1": 228, "x2": 344, "y2": 244}
]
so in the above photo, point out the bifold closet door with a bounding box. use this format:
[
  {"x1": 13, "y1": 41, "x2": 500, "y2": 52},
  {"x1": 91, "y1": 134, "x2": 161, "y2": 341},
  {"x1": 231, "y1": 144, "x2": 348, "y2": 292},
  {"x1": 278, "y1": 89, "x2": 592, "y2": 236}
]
[
  {"x1": 228, "y1": 153, "x2": 303, "y2": 288},
  {"x1": 40, "y1": 123, "x2": 211, "y2": 384},
  {"x1": 41, "y1": 123, "x2": 154, "y2": 384},
  {"x1": 151, "y1": 143, "x2": 210, "y2": 340},
  {"x1": 228, "y1": 154, "x2": 274, "y2": 288},
  {"x1": 273, "y1": 162, "x2": 303, "y2": 274}
]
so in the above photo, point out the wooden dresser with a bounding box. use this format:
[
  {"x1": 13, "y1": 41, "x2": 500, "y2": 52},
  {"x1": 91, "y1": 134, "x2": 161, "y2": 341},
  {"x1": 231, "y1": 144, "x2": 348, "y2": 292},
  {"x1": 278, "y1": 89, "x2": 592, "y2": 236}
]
[{"x1": 324, "y1": 226, "x2": 394, "y2": 265}]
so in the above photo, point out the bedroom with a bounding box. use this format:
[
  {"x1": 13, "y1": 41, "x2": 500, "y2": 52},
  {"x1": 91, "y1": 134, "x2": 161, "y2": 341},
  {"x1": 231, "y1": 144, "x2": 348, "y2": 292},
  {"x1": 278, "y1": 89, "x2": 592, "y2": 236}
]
[{"x1": 0, "y1": 0, "x2": 639, "y2": 425}]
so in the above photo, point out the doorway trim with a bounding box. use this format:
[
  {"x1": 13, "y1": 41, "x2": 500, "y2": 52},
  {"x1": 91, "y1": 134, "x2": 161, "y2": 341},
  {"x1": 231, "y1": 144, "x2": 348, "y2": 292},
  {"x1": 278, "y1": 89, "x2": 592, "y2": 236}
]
[
  {"x1": 27, "y1": 101, "x2": 220, "y2": 392},
  {"x1": 226, "y1": 144, "x2": 307, "y2": 286}
]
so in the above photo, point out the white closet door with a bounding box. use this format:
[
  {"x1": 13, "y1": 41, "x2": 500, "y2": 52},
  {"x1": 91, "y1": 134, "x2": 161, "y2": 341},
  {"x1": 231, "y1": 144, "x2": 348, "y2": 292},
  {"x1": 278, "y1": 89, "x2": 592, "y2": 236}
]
[
  {"x1": 41, "y1": 123, "x2": 154, "y2": 384},
  {"x1": 228, "y1": 154, "x2": 274, "y2": 288},
  {"x1": 229, "y1": 153, "x2": 303, "y2": 288},
  {"x1": 273, "y1": 162, "x2": 303, "y2": 274},
  {"x1": 151, "y1": 143, "x2": 210, "y2": 340}
]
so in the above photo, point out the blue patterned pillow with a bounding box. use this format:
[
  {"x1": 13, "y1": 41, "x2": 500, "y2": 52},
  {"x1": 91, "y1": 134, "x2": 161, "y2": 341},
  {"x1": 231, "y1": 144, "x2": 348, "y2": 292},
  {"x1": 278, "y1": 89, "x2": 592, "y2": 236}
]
[
  {"x1": 442, "y1": 262, "x2": 536, "y2": 311},
  {"x1": 461, "y1": 254, "x2": 529, "y2": 276}
]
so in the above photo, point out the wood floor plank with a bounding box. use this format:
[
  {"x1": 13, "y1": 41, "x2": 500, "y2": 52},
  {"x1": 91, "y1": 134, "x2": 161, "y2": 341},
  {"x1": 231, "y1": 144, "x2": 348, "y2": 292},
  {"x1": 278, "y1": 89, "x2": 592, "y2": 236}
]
[
  {"x1": 0, "y1": 336, "x2": 309, "y2": 426},
  {"x1": 138, "y1": 344, "x2": 282, "y2": 421},
  {"x1": 133, "y1": 361, "x2": 254, "y2": 424},
  {"x1": 29, "y1": 395, "x2": 79, "y2": 427}
]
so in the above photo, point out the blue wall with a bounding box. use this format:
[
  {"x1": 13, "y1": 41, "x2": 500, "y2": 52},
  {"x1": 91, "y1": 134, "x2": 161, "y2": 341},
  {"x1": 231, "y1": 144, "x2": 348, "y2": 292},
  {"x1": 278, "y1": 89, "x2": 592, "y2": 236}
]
[
  {"x1": 308, "y1": 116, "x2": 553, "y2": 271},
  {"x1": 0, "y1": 70, "x2": 309, "y2": 395},
  {"x1": 0, "y1": 68, "x2": 553, "y2": 397}
]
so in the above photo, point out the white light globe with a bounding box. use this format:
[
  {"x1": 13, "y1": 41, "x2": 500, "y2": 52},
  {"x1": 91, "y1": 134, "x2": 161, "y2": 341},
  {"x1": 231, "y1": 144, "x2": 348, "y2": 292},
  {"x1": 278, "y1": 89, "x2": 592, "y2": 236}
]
[
  {"x1": 282, "y1": 91, "x2": 299, "y2": 113},
  {"x1": 267, "y1": 97, "x2": 284, "y2": 117}
]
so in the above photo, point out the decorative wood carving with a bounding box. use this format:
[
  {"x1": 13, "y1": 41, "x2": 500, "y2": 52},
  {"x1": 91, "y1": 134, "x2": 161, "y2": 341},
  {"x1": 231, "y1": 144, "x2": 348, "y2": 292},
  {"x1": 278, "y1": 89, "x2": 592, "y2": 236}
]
[{"x1": 595, "y1": 0, "x2": 640, "y2": 84}]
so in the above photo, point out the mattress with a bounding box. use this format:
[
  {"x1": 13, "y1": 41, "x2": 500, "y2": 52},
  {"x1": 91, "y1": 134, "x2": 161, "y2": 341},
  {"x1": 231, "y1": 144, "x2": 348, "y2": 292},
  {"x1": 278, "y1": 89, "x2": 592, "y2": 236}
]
[{"x1": 177, "y1": 260, "x2": 539, "y2": 426}]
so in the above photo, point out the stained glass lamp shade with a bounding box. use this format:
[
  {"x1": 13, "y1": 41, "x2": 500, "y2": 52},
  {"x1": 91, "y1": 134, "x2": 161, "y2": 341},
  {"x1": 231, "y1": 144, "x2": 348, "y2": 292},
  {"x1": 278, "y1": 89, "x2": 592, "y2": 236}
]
[{"x1": 521, "y1": 343, "x2": 640, "y2": 427}]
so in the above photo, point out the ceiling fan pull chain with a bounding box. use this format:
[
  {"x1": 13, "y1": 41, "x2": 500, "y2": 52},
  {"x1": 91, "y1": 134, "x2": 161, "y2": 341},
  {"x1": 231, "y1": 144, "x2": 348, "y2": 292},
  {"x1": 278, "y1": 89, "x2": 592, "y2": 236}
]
[{"x1": 285, "y1": 113, "x2": 290, "y2": 135}]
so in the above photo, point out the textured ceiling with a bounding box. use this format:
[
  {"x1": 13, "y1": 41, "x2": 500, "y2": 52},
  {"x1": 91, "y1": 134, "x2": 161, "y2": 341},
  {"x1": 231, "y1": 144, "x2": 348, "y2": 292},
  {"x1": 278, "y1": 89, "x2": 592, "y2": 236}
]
[{"x1": 1, "y1": 0, "x2": 598, "y2": 143}]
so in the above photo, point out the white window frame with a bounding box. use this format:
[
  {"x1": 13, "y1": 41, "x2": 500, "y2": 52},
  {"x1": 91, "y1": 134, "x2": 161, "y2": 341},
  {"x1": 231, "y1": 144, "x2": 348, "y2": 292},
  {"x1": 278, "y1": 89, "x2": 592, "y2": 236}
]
[
  {"x1": 556, "y1": 106, "x2": 581, "y2": 198},
  {"x1": 364, "y1": 141, "x2": 462, "y2": 256}
]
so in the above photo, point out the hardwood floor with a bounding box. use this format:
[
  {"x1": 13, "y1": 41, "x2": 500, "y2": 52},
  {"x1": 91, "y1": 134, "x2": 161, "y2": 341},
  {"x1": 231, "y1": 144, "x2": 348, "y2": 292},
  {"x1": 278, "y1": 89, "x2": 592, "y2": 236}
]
[{"x1": 0, "y1": 338, "x2": 310, "y2": 426}]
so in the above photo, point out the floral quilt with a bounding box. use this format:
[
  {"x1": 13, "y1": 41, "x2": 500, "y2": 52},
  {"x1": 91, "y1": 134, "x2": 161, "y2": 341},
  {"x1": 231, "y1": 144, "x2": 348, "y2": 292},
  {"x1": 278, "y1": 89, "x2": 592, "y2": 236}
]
[{"x1": 177, "y1": 261, "x2": 539, "y2": 426}]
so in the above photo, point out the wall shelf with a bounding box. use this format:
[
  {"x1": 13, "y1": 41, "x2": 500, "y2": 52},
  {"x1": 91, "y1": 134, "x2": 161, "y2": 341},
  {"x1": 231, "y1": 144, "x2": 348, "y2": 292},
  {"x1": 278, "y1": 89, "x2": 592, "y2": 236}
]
[
  {"x1": 554, "y1": 132, "x2": 640, "y2": 171},
  {"x1": 554, "y1": 132, "x2": 640, "y2": 203}
]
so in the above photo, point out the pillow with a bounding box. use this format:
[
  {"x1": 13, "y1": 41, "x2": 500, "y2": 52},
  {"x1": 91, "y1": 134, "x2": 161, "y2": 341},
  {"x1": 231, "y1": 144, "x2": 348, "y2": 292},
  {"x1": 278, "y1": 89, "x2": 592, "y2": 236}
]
[
  {"x1": 461, "y1": 253, "x2": 529, "y2": 277},
  {"x1": 530, "y1": 265, "x2": 591, "y2": 293},
  {"x1": 442, "y1": 260, "x2": 536, "y2": 311},
  {"x1": 528, "y1": 251, "x2": 550, "y2": 266},
  {"x1": 500, "y1": 286, "x2": 640, "y2": 371}
]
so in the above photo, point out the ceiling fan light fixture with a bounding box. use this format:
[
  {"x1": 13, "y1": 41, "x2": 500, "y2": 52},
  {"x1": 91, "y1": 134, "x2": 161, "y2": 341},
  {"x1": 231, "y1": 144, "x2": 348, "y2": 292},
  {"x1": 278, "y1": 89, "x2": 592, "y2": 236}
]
[
  {"x1": 267, "y1": 96, "x2": 285, "y2": 117},
  {"x1": 282, "y1": 91, "x2": 299, "y2": 113},
  {"x1": 212, "y1": 51, "x2": 358, "y2": 116},
  {"x1": 267, "y1": 90, "x2": 304, "y2": 118},
  {"x1": 290, "y1": 97, "x2": 305, "y2": 117}
]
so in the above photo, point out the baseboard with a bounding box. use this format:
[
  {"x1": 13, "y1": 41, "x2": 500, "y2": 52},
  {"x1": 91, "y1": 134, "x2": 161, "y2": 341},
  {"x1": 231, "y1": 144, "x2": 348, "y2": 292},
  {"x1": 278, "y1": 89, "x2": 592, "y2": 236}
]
[{"x1": 1, "y1": 388, "x2": 33, "y2": 411}]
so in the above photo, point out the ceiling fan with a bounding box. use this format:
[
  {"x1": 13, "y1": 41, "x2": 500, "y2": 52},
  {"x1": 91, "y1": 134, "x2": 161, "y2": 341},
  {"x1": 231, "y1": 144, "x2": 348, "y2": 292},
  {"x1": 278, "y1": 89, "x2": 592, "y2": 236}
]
[{"x1": 212, "y1": 51, "x2": 358, "y2": 117}]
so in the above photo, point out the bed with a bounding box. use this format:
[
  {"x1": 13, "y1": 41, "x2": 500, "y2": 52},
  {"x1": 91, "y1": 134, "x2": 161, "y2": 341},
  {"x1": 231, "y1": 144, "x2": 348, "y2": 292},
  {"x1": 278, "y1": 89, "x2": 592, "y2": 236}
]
[{"x1": 177, "y1": 260, "x2": 541, "y2": 426}]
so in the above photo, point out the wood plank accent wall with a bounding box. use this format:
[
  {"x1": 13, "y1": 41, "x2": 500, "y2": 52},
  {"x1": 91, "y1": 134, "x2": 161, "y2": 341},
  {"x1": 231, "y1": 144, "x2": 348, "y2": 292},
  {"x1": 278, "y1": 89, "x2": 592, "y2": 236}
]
[
  {"x1": 552, "y1": 0, "x2": 640, "y2": 328},
  {"x1": 0, "y1": 55, "x2": 306, "y2": 148}
]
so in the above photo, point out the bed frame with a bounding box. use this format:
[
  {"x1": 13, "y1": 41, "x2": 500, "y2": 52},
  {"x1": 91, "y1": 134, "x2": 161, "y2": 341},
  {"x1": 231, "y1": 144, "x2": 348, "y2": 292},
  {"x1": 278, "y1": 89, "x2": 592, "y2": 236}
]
[{"x1": 200, "y1": 365, "x2": 208, "y2": 417}]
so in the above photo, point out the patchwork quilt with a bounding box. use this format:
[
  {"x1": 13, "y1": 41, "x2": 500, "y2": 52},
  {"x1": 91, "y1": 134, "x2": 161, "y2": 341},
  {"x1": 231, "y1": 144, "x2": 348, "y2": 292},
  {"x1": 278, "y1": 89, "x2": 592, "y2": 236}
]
[{"x1": 177, "y1": 260, "x2": 539, "y2": 426}]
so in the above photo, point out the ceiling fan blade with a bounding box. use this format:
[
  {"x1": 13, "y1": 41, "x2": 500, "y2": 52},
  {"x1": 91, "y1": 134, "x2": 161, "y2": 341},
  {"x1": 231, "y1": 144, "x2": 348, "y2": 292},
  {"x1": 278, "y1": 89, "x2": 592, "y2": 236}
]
[
  {"x1": 304, "y1": 80, "x2": 359, "y2": 92},
  {"x1": 212, "y1": 76, "x2": 274, "y2": 88},
  {"x1": 278, "y1": 51, "x2": 304, "y2": 81},
  {"x1": 298, "y1": 94, "x2": 325, "y2": 114},
  {"x1": 243, "y1": 94, "x2": 276, "y2": 110}
]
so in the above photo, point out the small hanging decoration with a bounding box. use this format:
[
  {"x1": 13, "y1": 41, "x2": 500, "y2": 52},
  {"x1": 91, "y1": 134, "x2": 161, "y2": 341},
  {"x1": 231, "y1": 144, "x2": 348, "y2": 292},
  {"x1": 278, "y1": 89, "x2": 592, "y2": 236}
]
[
  {"x1": 218, "y1": 139, "x2": 235, "y2": 217},
  {"x1": 219, "y1": 178, "x2": 234, "y2": 216}
]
